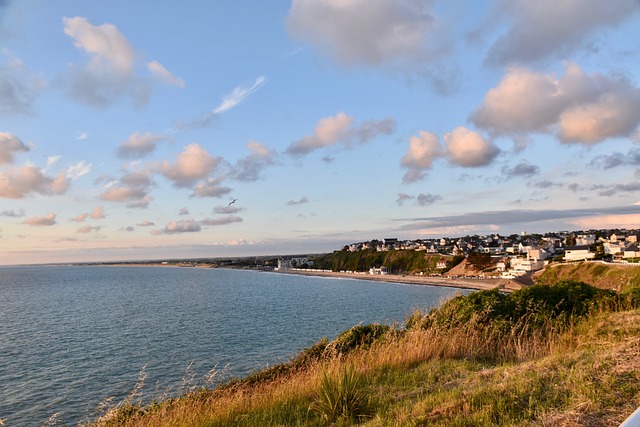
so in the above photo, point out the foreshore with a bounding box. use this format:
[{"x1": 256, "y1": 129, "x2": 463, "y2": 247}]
[
  {"x1": 95, "y1": 262, "x2": 522, "y2": 292},
  {"x1": 274, "y1": 269, "x2": 522, "y2": 292}
]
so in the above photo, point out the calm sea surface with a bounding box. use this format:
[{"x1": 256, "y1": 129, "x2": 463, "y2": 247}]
[{"x1": 0, "y1": 265, "x2": 468, "y2": 425}]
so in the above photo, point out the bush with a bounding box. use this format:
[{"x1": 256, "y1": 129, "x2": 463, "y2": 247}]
[
  {"x1": 420, "y1": 281, "x2": 617, "y2": 333},
  {"x1": 310, "y1": 365, "x2": 372, "y2": 423},
  {"x1": 327, "y1": 324, "x2": 390, "y2": 356}
]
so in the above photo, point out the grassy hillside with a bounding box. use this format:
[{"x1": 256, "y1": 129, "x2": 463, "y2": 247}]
[
  {"x1": 535, "y1": 262, "x2": 640, "y2": 291},
  {"x1": 88, "y1": 281, "x2": 640, "y2": 427}
]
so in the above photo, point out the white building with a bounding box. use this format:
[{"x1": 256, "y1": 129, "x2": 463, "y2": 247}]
[
  {"x1": 369, "y1": 266, "x2": 388, "y2": 275},
  {"x1": 277, "y1": 257, "x2": 313, "y2": 270},
  {"x1": 564, "y1": 246, "x2": 595, "y2": 262}
]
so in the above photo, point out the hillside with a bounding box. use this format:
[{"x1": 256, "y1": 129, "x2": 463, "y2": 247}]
[
  {"x1": 89, "y1": 280, "x2": 640, "y2": 426},
  {"x1": 313, "y1": 249, "x2": 452, "y2": 274},
  {"x1": 535, "y1": 262, "x2": 640, "y2": 291}
]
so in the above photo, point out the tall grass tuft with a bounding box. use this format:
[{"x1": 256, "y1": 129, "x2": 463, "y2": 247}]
[{"x1": 310, "y1": 365, "x2": 372, "y2": 424}]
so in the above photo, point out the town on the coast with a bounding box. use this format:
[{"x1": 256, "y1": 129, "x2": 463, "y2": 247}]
[{"x1": 276, "y1": 228, "x2": 640, "y2": 280}]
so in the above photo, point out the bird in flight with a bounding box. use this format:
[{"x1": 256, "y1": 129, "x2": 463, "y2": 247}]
[{"x1": 228, "y1": 199, "x2": 238, "y2": 206}]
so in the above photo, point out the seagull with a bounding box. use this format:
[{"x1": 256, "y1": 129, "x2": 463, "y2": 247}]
[{"x1": 228, "y1": 199, "x2": 238, "y2": 206}]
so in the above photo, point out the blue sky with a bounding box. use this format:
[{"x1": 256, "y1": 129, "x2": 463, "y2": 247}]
[{"x1": 1, "y1": 0, "x2": 639, "y2": 265}]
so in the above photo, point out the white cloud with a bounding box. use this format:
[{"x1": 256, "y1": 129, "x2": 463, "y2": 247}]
[
  {"x1": 70, "y1": 213, "x2": 88, "y2": 222},
  {"x1": 147, "y1": 60, "x2": 185, "y2": 88},
  {"x1": 23, "y1": 212, "x2": 56, "y2": 226},
  {"x1": 233, "y1": 141, "x2": 277, "y2": 182},
  {"x1": 0, "y1": 132, "x2": 29, "y2": 165},
  {"x1": 191, "y1": 177, "x2": 232, "y2": 198},
  {"x1": 181, "y1": 77, "x2": 267, "y2": 129},
  {"x1": 0, "y1": 166, "x2": 68, "y2": 198},
  {"x1": 154, "y1": 219, "x2": 201, "y2": 234},
  {"x1": 178, "y1": 207, "x2": 189, "y2": 215},
  {"x1": 117, "y1": 132, "x2": 166, "y2": 158},
  {"x1": 286, "y1": 112, "x2": 395, "y2": 156},
  {"x1": 400, "y1": 131, "x2": 442, "y2": 183},
  {"x1": 137, "y1": 220, "x2": 154, "y2": 226},
  {"x1": 485, "y1": 0, "x2": 640, "y2": 66},
  {"x1": 400, "y1": 127, "x2": 501, "y2": 183},
  {"x1": 156, "y1": 143, "x2": 220, "y2": 187},
  {"x1": 444, "y1": 127, "x2": 500, "y2": 167},
  {"x1": 47, "y1": 155, "x2": 62, "y2": 169},
  {"x1": 287, "y1": 0, "x2": 443, "y2": 67},
  {"x1": 99, "y1": 170, "x2": 153, "y2": 208},
  {"x1": 63, "y1": 16, "x2": 182, "y2": 107},
  {"x1": 213, "y1": 76, "x2": 266, "y2": 115},
  {"x1": 471, "y1": 63, "x2": 640, "y2": 145},
  {"x1": 0, "y1": 50, "x2": 46, "y2": 115},
  {"x1": 77, "y1": 225, "x2": 101, "y2": 233},
  {"x1": 65, "y1": 160, "x2": 92, "y2": 179},
  {"x1": 91, "y1": 206, "x2": 105, "y2": 219}
]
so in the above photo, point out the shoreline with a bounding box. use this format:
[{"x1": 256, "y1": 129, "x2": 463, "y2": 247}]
[
  {"x1": 91, "y1": 262, "x2": 523, "y2": 292},
  {"x1": 270, "y1": 269, "x2": 522, "y2": 292}
]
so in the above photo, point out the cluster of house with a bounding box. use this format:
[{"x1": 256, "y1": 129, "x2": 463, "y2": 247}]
[
  {"x1": 276, "y1": 256, "x2": 313, "y2": 270},
  {"x1": 341, "y1": 230, "x2": 640, "y2": 278}
]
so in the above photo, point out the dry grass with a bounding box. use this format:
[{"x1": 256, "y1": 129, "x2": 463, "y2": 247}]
[{"x1": 88, "y1": 283, "x2": 640, "y2": 427}]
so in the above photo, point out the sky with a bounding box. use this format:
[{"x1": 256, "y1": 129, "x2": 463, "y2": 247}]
[{"x1": 1, "y1": 0, "x2": 640, "y2": 265}]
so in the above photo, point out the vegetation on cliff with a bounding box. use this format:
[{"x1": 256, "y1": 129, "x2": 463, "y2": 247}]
[
  {"x1": 535, "y1": 262, "x2": 640, "y2": 291},
  {"x1": 312, "y1": 248, "x2": 460, "y2": 275},
  {"x1": 89, "y1": 280, "x2": 640, "y2": 426}
]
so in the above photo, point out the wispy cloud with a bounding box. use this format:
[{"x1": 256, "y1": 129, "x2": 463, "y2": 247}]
[{"x1": 179, "y1": 76, "x2": 267, "y2": 130}]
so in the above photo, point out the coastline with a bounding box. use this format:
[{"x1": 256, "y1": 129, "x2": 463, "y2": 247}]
[
  {"x1": 272, "y1": 269, "x2": 522, "y2": 292},
  {"x1": 91, "y1": 262, "x2": 523, "y2": 292}
]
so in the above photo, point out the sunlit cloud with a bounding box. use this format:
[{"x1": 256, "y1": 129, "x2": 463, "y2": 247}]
[
  {"x1": 190, "y1": 177, "x2": 232, "y2": 198},
  {"x1": 569, "y1": 214, "x2": 640, "y2": 229},
  {"x1": 0, "y1": 132, "x2": 29, "y2": 165},
  {"x1": 286, "y1": 112, "x2": 395, "y2": 156},
  {"x1": 471, "y1": 63, "x2": 640, "y2": 145},
  {"x1": 99, "y1": 170, "x2": 153, "y2": 208},
  {"x1": 63, "y1": 16, "x2": 182, "y2": 107},
  {"x1": 233, "y1": 141, "x2": 277, "y2": 182},
  {"x1": 23, "y1": 212, "x2": 57, "y2": 226},
  {"x1": 152, "y1": 219, "x2": 201, "y2": 235},
  {"x1": 0, "y1": 166, "x2": 68, "y2": 199},
  {"x1": 155, "y1": 143, "x2": 221, "y2": 188},
  {"x1": 77, "y1": 225, "x2": 102, "y2": 233},
  {"x1": 117, "y1": 132, "x2": 167, "y2": 159}
]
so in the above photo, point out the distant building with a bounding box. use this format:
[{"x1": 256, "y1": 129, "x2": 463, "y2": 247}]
[
  {"x1": 369, "y1": 266, "x2": 388, "y2": 275},
  {"x1": 277, "y1": 257, "x2": 313, "y2": 270},
  {"x1": 564, "y1": 246, "x2": 595, "y2": 262}
]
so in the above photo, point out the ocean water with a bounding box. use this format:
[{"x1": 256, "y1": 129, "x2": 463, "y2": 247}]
[{"x1": 0, "y1": 265, "x2": 468, "y2": 425}]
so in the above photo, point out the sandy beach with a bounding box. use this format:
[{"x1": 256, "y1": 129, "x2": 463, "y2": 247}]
[
  {"x1": 275, "y1": 269, "x2": 522, "y2": 292},
  {"x1": 96, "y1": 262, "x2": 523, "y2": 292}
]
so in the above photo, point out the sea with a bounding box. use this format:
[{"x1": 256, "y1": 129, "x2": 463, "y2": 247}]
[{"x1": 0, "y1": 265, "x2": 469, "y2": 425}]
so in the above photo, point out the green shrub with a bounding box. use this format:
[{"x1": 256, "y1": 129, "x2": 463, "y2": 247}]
[
  {"x1": 328, "y1": 324, "x2": 389, "y2": 355},
  {"x1": 310, "y1": 365, "x2": 371, "y2": 423},
  {"x1": 421, "y1": 281, "x2": 617, "y2": 333}
]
